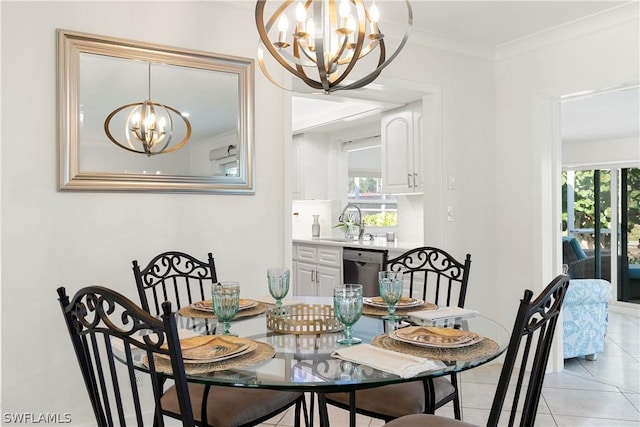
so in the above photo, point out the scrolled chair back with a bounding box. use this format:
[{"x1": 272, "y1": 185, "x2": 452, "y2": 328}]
[
  {"x1": 387, "y1": 246, "x2": 472, "y2": 307},
  {"x1": 132, "y1": 251, "x2": 217, "y2": 317},
  {"x1": 57, "y1": 285, "x2": 194, "y2": 427}
]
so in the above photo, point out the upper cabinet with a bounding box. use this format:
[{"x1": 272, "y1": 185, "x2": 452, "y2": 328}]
[
  {"x1": 381, "y1": 102, "x2": 423, "y2": 194},
  {"x1": 291, "y1": 133, "x2": 332, "y2": 200},
  {"x1": 291, "y1": 134, "x2": 304, "y2": 199}
]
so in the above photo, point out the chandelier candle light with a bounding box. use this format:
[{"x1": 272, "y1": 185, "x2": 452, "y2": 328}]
[
  {"x1": 104, "y1": 63, "x2": 192, "y2": 156},
  {"x1": 255, "y1": 0, "x2": 412, "y2": 94}
]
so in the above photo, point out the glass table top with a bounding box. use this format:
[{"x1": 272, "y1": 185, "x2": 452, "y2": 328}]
[{"x1": 171, "y1": 299, "x2": 510, "y2": 392}]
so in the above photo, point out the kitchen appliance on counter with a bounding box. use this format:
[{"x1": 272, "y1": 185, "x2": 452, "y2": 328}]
[{"x1": 342, "y1": 248, "x2": 388, "y2": 297}]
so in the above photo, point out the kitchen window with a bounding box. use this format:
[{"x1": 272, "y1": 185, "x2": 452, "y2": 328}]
[{"x1": 347, "y1": 142, "x2": 398, "y2": 228}]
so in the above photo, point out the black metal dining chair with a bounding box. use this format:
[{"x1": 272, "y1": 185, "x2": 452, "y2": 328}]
[
  {"x1": 322, "y1": 246, "x2": 472, "y2": 421},
  {"x1": 133, "y1": 251, "x2": 219, "y2": 335},
  {"x1": 57, "y1": 285, "x2": 195, "y2": 427},
  {"x1": 383, "y1": 274, "x2": 571, "y2": 427},
  {"x1": 133, "y1": 251, "x2": 218, "y2": 317},
  {"x1": 133, "y1": 251, "x2": 309, "y2": 427}
]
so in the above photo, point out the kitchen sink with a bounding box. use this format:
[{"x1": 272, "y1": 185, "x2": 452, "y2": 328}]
[{"x1": 315, "y1": 237, "x2": 359, "y2": 243}]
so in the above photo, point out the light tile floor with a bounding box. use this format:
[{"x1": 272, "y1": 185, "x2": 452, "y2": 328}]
[{"x1": 260, "y1": 310, "x2": 640, "y2": 427}]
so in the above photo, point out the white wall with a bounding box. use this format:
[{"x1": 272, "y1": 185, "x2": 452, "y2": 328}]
[
  {"x1": 494, "y1": 4, "x2": 639, "y2": 330},
  {"x1": 295, "y1": 132, "x2": 333, "y2": 199},
  {"x1": 291, "y1": 200, "x2": 333, "y2": 239},
  {"x1": 81, "y1": 138, "x2": 190, "y2": 174},
  {"x1": 4, "y1": 0, "x2": 636, "y2": 422},
  {"x1": 1, "y1": 1, "x2": 287, "y2": 421},
  {"x1": 296, "y1": 38, "x2": 497, "y2": 295},
  {"x1": 379, "y1": 38, "x2": 497, "y2": 314}
]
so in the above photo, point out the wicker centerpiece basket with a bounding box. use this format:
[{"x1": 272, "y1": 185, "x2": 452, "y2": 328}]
[{"x1": 266, "y1": 304, "x2": 343, "y2": 334}]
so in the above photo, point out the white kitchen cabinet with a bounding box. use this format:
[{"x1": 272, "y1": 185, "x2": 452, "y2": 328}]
[
  {"x1": 293, "y1": 261, "x2": 317, "y2": 296},
  {"x1": 381, "y1": 102, "x2": 423, "y2": 193},
  {"x1": 292, "y1": 244, "x2": 342, "y2": 296},
  {"x1": 291, "y1": 133, "x2": 332, "y2": 200},
  {"x1": 291, "y1": 136, "x2": 303, "y2": 199},
  {"x1": 315, "y1": 265, "x2": 343, "y2": 297}
]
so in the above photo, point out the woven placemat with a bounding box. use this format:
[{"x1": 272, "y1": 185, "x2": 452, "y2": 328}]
[
  {"x1": 371, "y1": 333, "x2": 499, "y2": 363},
  {"x1": 146, "y1": 341, "x2": 275, "y2": 375},
  {"x1": 178, "y1": 301, "x2": 269, "y2": 320},
  {"x1": 362, "y1": 302, "x2": 437, "y2": 317}
]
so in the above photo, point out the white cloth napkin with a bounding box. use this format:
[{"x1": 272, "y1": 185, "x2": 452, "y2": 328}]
[
  {"x1": 254, "y1": 295, "x2": 305, "y2": 307},
  {"x1": 407, "y1": 306, "x2": 478, "y2": 322},
  {"x1": 331, "y1": 344, "x2": 444, "y2": 379}
]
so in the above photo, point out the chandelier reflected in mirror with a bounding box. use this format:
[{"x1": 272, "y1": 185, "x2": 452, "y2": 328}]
[
  {"x1": 255, "y1": 0, "x2": 412, "y2": 94},
  {"x1": 104, "y1": 63, "x2": 191, "y2": 156}
]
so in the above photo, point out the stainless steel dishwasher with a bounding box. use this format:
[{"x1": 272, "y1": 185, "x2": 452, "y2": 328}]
[{"x1": 342, "y1": 248, "x2": 388, "y2": 297}]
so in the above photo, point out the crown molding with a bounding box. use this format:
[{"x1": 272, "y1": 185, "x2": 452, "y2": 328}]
[
  {"x1": 212, "y1": 0, "x2": 636, "y2": 64},
  {"x1": 496, "y1": 2, "x2": 639, "y2": 60},
  {"x1": 386, "y1": 23, "x2": 495, "y2": 60},
  {"x1": 387, "y1": 2, "x2": 638, "y2": 62}
]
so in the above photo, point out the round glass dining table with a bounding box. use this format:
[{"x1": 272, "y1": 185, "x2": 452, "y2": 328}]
[{"x1": 172, "y1": 297, "x2": 510, "y2": 427}]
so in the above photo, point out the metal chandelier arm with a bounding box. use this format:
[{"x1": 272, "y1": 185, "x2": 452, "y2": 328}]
[
  {"x1": 103, "y1": 62, "x2": 192, "y2": 156},
  {"x1": 255, "y1": 0, "x2": 413, "y2": 94},
  {"x1": 104, "y1": 102, "x2": 191, "y2": 156}
]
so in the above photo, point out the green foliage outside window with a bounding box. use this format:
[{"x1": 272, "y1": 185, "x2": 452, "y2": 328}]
[
  {"x1": 347, "y1": 176, "x2": 398, "y2": 227},
  {"x1": 348, "y1": 177, "x2": 379, "y2": 194},
  {"x1": 362, "y1": 212, "x2": 397, "y2": 227},
  {"x1": 562, "y1": 170, "x2": 612, "y2": 245},
  {"x1": 626, "y1": 169, "x2": 640, "y2": 263},
  {"x1": 562, "y1": 168, "x2": 640, "y2": 261}
]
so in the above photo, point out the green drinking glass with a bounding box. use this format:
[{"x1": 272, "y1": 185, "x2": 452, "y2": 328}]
[
  {"x1": 212, "y1": 281, "x2": 240, "y2": 336},
  {"x1": 267, "y1": 268, "x2": 290, "y2": 308},
  {"x1": 334, "y1": 284, "x2": 363, "y2": 345},
  {"x1": 378, "y1": 271, "x2": 404, "y2": 321}
]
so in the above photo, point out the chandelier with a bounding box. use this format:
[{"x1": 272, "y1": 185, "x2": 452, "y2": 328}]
[
  {"x1": 104, "y1": 63, "x2": 192, "y2": 157},
  {"x1": 255, "y1": 0, "x2": 412, "y2": 94}
]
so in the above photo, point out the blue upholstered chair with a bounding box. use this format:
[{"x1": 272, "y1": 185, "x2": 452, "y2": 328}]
[
  {"x1": 563, "y1": 278, "x2": 612, "y2": 360},
  {"x1": 562, "y1": 236, "x2": 611, "y2": 281}
]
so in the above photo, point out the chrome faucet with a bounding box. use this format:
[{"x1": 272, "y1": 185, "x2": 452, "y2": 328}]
[{"x1": 338, "y1": 203, "x2": 365, "y2": 240}]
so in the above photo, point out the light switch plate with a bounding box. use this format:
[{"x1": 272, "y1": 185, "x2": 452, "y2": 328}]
[
  {"x1": 448, "y1": 174, "x2": 456, "y2": 190},
  {"x1": 447, "y1": 206, "x2": 454, "y2": 221}
]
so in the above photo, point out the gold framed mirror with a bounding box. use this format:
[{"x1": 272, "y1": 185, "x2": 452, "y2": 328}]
[{"x1": 58, "y1": 29, "x2": 254, "y2": 193}]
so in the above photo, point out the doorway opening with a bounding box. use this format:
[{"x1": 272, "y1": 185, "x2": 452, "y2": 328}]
[
  {"x1": 560, "y1": 85, "x2": 640, "y2": 305},
  {"x1": 562, "y1": 167, "x2": 640, "y2": 303},
  {"x1": 289, "y1": 77, "x2": 440, "y2": 243}
]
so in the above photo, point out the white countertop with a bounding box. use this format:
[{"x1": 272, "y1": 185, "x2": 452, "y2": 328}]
[{"x1": 292, "y1": 236, "x2": 422, "y2": 253}]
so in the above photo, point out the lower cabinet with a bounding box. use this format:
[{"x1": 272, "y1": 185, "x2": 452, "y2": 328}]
[
  {"x1": 292, "y1": 244, "x2": 342, "y2": 296},
  {"x1": 294, "y1": 261, "x2": 316, "y2": 296}
]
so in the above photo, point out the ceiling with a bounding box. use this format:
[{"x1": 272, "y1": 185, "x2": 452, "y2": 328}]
[
  {"x1": 386, "y1": 1, "x2": 628, "y2": 47},
  {"x1": 230, "y1": 0, "x2": 630, "y2": 47},
  {"x1": 289, "y1": 1, "x2": 638, "y2": 139},
  {"x1": 92, "y1": 1, "x2": 635, "y2": 142},
  {"x1": 561, "y1": 87, "x2": 639, "y2": 143}
]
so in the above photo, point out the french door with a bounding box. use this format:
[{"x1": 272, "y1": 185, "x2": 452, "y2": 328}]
[{"x1": 563, "y1": 167, "x2": 640, "y2": 304}]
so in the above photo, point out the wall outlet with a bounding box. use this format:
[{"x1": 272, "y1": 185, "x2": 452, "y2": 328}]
[{"x1": 447, "y1": 206, "x2": 455, "y2": 221}]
